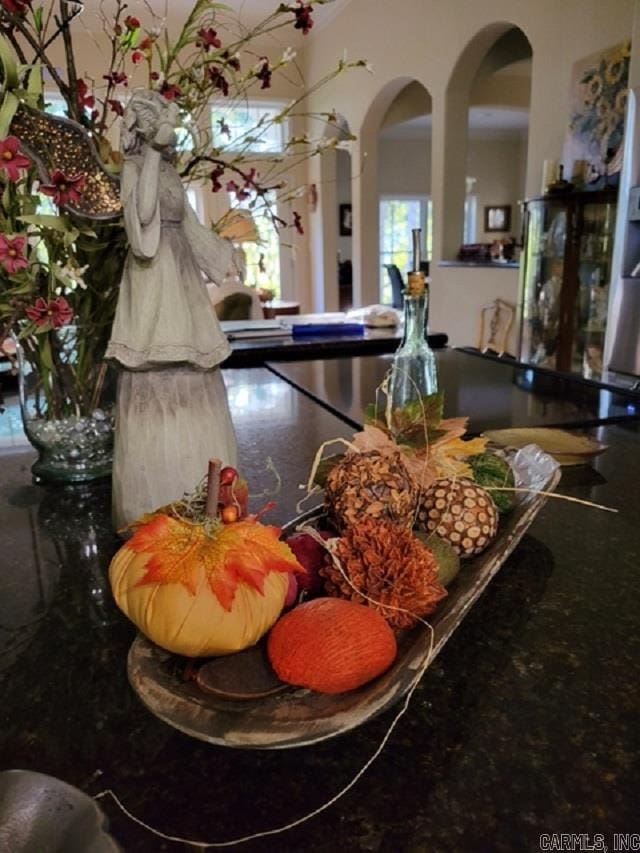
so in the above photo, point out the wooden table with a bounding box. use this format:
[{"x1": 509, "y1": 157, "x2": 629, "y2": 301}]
[{"x1": 262, "y1": 299, "x2": 300, "y2": 319}]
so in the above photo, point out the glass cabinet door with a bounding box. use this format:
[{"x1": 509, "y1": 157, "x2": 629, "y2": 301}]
[
  {"x1": 520, "y1": 200, "x2": 568, "y2": 367},
  {"x1": 573, "y1": 201, "x2": 617, "y2": 379}
]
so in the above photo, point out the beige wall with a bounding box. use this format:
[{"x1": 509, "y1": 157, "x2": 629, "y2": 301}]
[
  {"x1": 301, "y1": 0, "x2": 635, "y2": 343},
  {"x1": 378, "y1": 133, "x2": 527, "y2": 245},
  {"x1": 468, "y1": 134, "x2": 527, "y2": 242}
]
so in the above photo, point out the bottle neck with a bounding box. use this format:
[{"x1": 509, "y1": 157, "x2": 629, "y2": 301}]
[{"x1": 402, "y1": 291, "x2": 428, "y2": 345}]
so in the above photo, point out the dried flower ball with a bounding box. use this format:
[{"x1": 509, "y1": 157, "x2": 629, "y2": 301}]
[
  {"x1": 323, "y1": 517, "x2": 447, "y2": 630},
  {"x1": 416, "y1": 478, "x2": 498, "y2": 558},
  {"x1": 324, "y1": 450, "x2": 418, "y2": 532}
]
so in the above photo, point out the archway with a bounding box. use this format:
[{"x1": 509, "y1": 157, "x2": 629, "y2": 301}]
[
  {"x1": 354, "y1": 77, "x2": 432, "y2": 307},
  {"x1": 378, "y1": 81, "x2": 433, "y2": 305},
  {"x1": 439, "y1": 23, "x2": 533, "y2": 260}
]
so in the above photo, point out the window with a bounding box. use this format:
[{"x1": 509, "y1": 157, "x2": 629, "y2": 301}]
[
  {"x1": 212, "y1": 102, "x2": 286, "y2": 154},
  {"x1": 379, "y1": 197, "x2": 432, "y2": 304},
  {"x1": 44, "y1": 95, "x2": 68, "y2": 118},
  {"x1": 230, "y1": 190, "x2": 281, "y2": 297},
  {"x1": 186, "y1": 186, "x2": 204, "y2": 222},
  {"x1": 464, "y1": 195, "x2": 477, "y2": 244}
]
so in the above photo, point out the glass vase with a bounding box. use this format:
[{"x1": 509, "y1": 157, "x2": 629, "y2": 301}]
[
  {"x1": 16, "y1": 329, "x2": 114, "y2": 484},
  {"x1": 388, "y1": 289, "x2": 438, "y2": 410}
]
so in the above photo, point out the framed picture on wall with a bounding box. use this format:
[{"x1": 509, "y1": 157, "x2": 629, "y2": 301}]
[
  {"x1": 339, "y1": 203, "x2": 353, "y2": 236},
  {"x1": 484, "y1": 205, "x2": 511, "y2": 233}
]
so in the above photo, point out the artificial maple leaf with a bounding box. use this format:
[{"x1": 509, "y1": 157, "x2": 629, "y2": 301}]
[
  {"x1": 199, "y1": 520, "x2": 304, "y2": 610},
  {"x1": 130, "y1": 515, "x2": 304, "y2": 611},
  {"x1": 130, "y1": 515, "x2": 206, "y2": 595}
]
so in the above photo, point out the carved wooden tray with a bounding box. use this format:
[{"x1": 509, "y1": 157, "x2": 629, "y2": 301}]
[{"x1": 128, "y1": 446, "x2": 560, "y2": 749}]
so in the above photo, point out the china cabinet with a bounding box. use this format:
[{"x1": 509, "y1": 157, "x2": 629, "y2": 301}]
[{"x1": 518, "y1": 190, "x2": 617, "y2": 379}]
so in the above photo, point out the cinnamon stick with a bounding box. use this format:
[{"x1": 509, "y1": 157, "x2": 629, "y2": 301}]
[{"x1": 205, "y1": 458, "x2": 222, "y2": 519}]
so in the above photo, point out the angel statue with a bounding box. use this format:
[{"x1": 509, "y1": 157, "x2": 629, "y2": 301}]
[{"x1": 105, "y1": 90, "x2": 238, "y2": 528}]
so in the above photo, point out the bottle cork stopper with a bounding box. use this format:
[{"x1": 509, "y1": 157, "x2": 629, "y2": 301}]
[{"x1": 406, "y1": 272, "x2": 426, "y2": 297}]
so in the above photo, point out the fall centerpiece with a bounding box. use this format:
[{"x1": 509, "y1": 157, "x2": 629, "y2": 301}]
[{"x1": 116, "y1": 383, "x2": 560, "y2": 747}]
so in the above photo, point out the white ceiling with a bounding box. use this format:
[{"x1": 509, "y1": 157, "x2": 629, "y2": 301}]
[{"x1": 380, "y1": 107, "x2": 529, "y2": 141}]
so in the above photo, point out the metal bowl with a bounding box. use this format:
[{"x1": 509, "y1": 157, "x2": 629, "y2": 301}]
[{"x1": 0, "y1": 770, "x2": 119, "y2": 853}]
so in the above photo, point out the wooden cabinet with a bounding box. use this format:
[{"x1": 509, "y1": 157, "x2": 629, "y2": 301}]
[{"x1": 518, "y1": 190, "x2": 617, "y2": 379}]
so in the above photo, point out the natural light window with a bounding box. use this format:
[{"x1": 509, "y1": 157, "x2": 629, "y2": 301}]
[
  {"x1": 44, "y1": 95, "x2": 67, "y2": 117},
  {"x1": 212, "y1": 102, "x2": 286, "y2": 154},
  {"x1": 379, "y1": 197, "x2": 432, "y2": 304},
  {"x1": 464, "y1": 195, "x2": 477, "y2": 244},
  {"x1": 229, "y1": 190, "x2": 281, "y2": 297}
]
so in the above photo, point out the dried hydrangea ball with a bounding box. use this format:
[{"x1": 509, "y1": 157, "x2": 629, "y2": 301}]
[
  {"x1": 416, "y1": 478, "x2": 498, "y2": 558},
  {"x1": 324, "y1": 450, "x2": 418, "y2": 532},
  {"x1": 323, "y1": 517, "x2": 447, "y2": 630}
]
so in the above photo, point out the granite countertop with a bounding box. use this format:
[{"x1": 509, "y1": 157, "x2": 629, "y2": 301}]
[
  {"x1": 1, "y1": 366, "x2": 639, "y2": 852},
  {"x1": 267, "y1": 349, "x2": 640, "y2": 433}
]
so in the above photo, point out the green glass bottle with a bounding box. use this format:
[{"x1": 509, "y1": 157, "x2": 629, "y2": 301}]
[{"x1": 388, "y1": 228, "x2": 438, "y2": 410}]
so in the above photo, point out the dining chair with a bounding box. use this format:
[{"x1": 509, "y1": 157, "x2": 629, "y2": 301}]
[
  {"x1": 384, "y1": 264, "x2": 405, "y2": 309},
  {"x1": 208, "y1": 281, "x2": 263, "y2": 321},
  {"x1": 478, "y1": 298, "x2": 516, "y2": 357}
]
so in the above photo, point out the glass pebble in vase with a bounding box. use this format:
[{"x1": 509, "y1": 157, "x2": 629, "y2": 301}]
[
  {"x1": 16, "y1": 329, "x2": 115, "y2": 484},
  {"x1": 388, "y1": 229, "x2": 438, "y2": 410}
]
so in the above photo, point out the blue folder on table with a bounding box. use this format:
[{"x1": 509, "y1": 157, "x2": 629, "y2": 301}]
[{"x1": 290, "y1": 322, "x2": 364, "y2": 337}]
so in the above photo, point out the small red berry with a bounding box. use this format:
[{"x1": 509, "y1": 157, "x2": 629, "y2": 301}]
[
  {"x1": 219, "y1": 466, "x2": 238, "y2": 485},
  {"x1": 221, "y1": 505, "x2": 239, "y2": 524}
]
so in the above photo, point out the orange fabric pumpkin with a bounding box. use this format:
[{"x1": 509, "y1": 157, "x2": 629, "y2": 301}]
[
  {"x1": 109, "y1": 514, "x2": 304, "y2": 657},
  {"x1": 267, "y1": 598, "x2": 397, "y2": 694}
]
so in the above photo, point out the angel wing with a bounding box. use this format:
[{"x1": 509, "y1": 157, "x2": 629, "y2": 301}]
[{"x1": 10, "y1": 103, "x2": 121, "y2": 220}]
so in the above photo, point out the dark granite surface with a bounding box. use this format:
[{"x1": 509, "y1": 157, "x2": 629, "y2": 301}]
[
  {"x1": 225, "y1": 329, "x2": 448, "y2": 368},
  {"x1": 1, "y1": 366, "x2": 639, "y2": 852},
  {"x1": 268, "y1": 349, "x2": 640, "y2": 433}
]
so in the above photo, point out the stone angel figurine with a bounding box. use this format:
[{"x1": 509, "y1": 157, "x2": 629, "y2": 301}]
[{"x1": 106, "y1": 89, "x2": 238, "y2": 528}]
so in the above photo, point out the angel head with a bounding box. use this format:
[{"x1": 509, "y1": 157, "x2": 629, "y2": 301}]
[{"x1": 121, "y1": 89, "x2": 180, "y2": 157}]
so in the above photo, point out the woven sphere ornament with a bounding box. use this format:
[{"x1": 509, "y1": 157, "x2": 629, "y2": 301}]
[
  {"x1": 416, "y1": 478, "x2": 498, "y2": 558},
  {"x1": 324, "y1": 450, "x2": 418, "y2": 531},
  {"x1": 267, "y1": 598, "x2": 397, "y2": 694}
]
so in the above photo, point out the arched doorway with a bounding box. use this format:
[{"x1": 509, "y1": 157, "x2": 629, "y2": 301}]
[
  {"x1": 378, "y1": 81, "x2": 433, "y2": 305},
  {"x1": 440, "y1": 23, "x2": 533, "y2": 260},
  {"x1": 354, "y1": 77, "x2": 432, "y2": 307}
]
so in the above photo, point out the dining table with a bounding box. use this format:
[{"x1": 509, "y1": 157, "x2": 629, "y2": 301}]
[
  {"x1": 225, "y1": 326, "x2": 448, "y2": 368},
  {"x1": 1, "y1": 356, "x2": 639, "y2": 852}
]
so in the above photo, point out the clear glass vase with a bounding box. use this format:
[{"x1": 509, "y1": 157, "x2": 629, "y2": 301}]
[
  {"x1": 388, "y1": 289, "x2": 438, "y2": 410},
  {"x1": 16, "y1": 329, "x2": 114, "y2": 484}
]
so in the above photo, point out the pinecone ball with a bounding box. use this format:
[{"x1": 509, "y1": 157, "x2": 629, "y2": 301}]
[
  {"x1": 322, "y1": 517, "x2": 447, "y2": 630},
  {"x1": 324, "y1": 450, "x2": 418, "y2": 532},
  {"x1": 416, "y1": 478, "x2": 498, "y2": 558}
]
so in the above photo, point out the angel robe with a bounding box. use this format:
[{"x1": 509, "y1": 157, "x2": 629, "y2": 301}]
[{"x1": 107, "y1": 156, "x2": 238, "y2": 528}]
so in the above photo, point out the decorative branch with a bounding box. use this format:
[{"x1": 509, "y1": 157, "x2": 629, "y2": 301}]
[{"x1": 59, "y1": 0, "x2": 80, "y2": 122}]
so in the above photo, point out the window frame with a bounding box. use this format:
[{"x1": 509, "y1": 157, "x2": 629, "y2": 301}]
[
  {"x1": 379, "y1": 194, "x2": 433, "y2": 303},
  {"x1": 211, "y1": 98, "x2": 289, "y2": 156}
]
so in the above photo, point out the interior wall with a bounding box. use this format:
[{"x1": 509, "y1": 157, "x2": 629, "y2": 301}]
[
  {"x1": 467, "y1": 134, "x2": 527, "y2": 241},
  {"x1": 378, "y1": 134, "x2": 527, "y2": 243},
  {"x1": 336, "y1": 150, "x2": 353, "y2": 261},
  {"x1": 300, "y1": 0, "x2": 635, "y2": 344}
]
